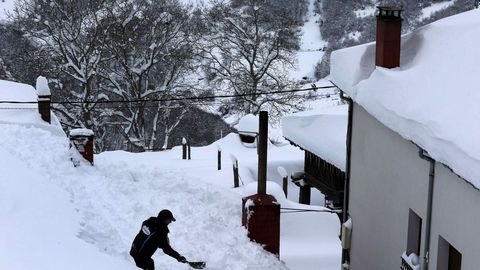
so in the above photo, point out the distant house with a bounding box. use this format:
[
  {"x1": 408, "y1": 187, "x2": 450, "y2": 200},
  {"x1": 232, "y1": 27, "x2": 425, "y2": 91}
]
[
  {"x1": 282, "y1": 105, "x2": 347, "y2": 209},
  {"x1": 331, "y1": 7, "x2": 480, "y2": 270}
]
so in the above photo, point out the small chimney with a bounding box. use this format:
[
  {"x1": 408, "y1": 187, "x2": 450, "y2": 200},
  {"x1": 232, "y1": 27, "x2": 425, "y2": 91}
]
[
  {"x1": 69, "y1": 129, "x2": 95, "y2": 165},
  {"x1": 36, "y1": 76, "x2": 51, "y2": 124},
  {"x1": 375, "y1": 6, "x2": 403, "y2": 68}
]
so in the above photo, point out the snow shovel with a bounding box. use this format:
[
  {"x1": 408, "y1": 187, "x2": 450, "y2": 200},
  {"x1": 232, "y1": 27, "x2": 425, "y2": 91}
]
[{"x1": 185, "y1": 261, "x2": 206, "y2": 269}]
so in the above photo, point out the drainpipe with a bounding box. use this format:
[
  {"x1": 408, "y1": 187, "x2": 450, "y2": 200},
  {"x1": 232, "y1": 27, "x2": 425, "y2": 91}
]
[
  {"x1": 418, "y1": 148, "x2": 435, "y2": 270},
  {"x1": 339, "y1": 90, "x2": 353, "y2": 266}
]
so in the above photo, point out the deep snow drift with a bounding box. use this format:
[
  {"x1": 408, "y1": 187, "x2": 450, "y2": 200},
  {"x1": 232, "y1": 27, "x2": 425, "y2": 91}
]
[{"x1": 0, "y1": 123, "x2": 341, "y2": 270}]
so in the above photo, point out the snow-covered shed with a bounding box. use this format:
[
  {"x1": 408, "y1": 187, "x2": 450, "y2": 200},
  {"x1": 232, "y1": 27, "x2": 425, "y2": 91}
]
[
  {"x1": 235, "y1": 114, "x2": 259, "y2": 146},
  {"x1": 282, "y1": 105, "x2": 348, "y2": 207},
  {"x1": 331, "y1": 7, "x2": 480, "y2": 270}
]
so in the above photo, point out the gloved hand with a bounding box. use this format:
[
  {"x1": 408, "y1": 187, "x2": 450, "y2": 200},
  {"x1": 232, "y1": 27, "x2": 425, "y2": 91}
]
[{"x1": 177, "y1": 256, "x2": 187, "y2": 263}]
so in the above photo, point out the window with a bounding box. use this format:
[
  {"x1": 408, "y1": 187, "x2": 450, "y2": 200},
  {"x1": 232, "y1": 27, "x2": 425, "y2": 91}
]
[
  {"x1": 406, "y1": 209, "x2": 422, "y2": 256},
  {"x1": 437, "y1": 236, "x2": 462, "y2": 270}
]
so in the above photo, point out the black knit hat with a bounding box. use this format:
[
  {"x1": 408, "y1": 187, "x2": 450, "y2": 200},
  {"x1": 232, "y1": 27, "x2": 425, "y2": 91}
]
[{"x1": 158, "y1": 209, "x2": 176, "y2": 222}]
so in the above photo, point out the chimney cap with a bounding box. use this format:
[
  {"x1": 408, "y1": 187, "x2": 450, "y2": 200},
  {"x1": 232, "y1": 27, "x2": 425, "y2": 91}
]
[{"x1": 377, "y1": 6, "x2": 403, "y2": 18}]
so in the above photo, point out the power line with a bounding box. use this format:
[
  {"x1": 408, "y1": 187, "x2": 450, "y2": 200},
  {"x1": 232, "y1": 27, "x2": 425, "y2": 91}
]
[{"x1": 0, "y1": 85, "x2": 336, "y2": 105}]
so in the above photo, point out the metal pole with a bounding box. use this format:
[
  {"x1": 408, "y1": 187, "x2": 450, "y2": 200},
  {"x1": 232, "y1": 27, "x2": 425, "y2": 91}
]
[{"x1": 257, "y1": 111, "x2": 268, "y2": 195}]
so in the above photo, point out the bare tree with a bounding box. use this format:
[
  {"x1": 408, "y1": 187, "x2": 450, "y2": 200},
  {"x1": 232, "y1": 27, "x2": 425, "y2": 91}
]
[
  {"x1": 101, "y1": 0, "x2": 196, "y2": 151},
  {"x1": 200, "y1": 0, "x2": 302, "y2": 118},
  {"x1": 14, "y1": 0, "x2": 112, "y2": 133}
]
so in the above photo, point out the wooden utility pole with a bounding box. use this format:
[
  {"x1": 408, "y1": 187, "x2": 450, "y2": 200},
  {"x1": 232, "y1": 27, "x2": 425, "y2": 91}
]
[
  {"x1": 257, "y1": 111, "x2": 268, "y2": 194},
  {"x1": 217, "y1": 146, "x2": 222, "y2": 170},
  {"x1": 283, "y1": 176, "x2": 288, "y2": 197},
  {"x1": 182, "y1": 137, "x2": 187, "y2": 160},
  {"x1": 233, "y1": 160, "x2": 239, "y2": 188}
]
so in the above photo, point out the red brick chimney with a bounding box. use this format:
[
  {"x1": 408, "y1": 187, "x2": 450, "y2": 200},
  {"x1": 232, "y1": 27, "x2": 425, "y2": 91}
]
[
  {"x1": 376, "y1": 6, "x2": 403, "y2": 68},
  {"x1": 36, "y1": 76, "x2": 51, "y2": 124}
]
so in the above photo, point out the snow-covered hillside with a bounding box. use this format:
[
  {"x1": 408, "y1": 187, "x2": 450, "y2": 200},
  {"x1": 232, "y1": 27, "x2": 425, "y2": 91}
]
[
  {"x1": 0, "y1": 0, "x2": 15, "y2": 21},
  {"x1": 290, "y1": 0, "x2": 326, "y2": 80}
]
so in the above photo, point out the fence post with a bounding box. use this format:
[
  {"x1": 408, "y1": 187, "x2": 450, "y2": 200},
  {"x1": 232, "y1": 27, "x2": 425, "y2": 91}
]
[
  {"x1": 233, "y1": 159, "x2": 239, "y2": 188},
  {"x1": 217, "y1": 145, "x2": 222, "y2": 170},
  {"x1": 277, "y1": 166, "x2": 288, "y2": 198},
  {"x1": 187, "y1": 144, "x2": 191, "y2": 160},
  {"x1": 182, "y1": 137, "x2": 187, "y2": 160}
]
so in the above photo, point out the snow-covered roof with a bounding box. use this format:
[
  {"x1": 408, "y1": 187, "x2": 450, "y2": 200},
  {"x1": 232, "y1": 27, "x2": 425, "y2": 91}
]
[
  {"x1": 69, "y1": 128, "x2": 94, "y2": 137},
  {"x1": 282, "y1": 105, "x2": 348, "y2": 171},
  {"x1": 330, "y1": 9, "x2": 480, "y2": 186},
  {"x1": 236, "y1": 114, "x2": 259, "y2": 134},
  {"x1": 0, "y1": 79, "x2": 64, "y2": 136}
]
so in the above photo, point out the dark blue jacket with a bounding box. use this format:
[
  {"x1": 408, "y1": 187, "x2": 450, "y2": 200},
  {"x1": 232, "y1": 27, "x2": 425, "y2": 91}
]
[{"x1": 130, "y1": 217, "x2": 182, "y2": 260}]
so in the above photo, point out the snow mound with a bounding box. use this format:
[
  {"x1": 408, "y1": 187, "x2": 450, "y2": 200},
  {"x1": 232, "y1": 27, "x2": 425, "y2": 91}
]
[
  {"x1": 331, "y1": 9, "x2": 480, "y2": 187},
  {"x1": 0, "y1": 125, "x2": 291, "y2": 270},
  {"x1": 282, "y1": 105, "x2": 348, "y2": 171},
  {"x1": 0, "y1": 127, "x2": 132, "y2": 270}
]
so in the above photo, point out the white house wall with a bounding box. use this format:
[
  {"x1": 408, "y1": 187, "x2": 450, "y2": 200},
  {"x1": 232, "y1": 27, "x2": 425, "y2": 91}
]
[
  {"x1": 349, "y1": 104, "x2": 431, "y2": 270},
  {"x1": 428, "y1": 164, "x2": 480, "y2": 270}
]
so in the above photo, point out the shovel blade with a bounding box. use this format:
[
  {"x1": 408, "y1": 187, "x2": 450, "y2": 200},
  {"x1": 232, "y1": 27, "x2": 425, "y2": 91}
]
[{"x1": 188, "y1": 261, "x2": 206, "y2": 269}]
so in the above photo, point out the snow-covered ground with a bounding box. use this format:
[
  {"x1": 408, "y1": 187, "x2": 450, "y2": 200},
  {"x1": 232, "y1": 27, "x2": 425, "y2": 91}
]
[
  {"x1": 419, "y1": 0, "x2": 456, "y2": 21},
  {"x1": 0, "y1": 0, "x2": 15, "y2": 21},
  {"x1": 0, "y1": 81, "x2": 341, "y2": 270},
  {"x1": 290, "y1": 0, "x2": 327, "y2": 81}
]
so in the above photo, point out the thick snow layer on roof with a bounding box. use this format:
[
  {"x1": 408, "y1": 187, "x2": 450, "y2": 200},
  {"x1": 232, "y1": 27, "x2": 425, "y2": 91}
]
[
  {"x1": 0, "y1": 80, "x2": 64, "y2": 136},
  {"x1": 236, "y1": 114, "x2": 258, "y2": 133},
  {"x1": 70, "y1": 128, "x2": 94, "y2": 137},
  {"x1": 331, "y1": 9, "x2": 480, "y2": 186},
  {"x1": 282, "y1": 105, "x2": 348, "y2": 171}
]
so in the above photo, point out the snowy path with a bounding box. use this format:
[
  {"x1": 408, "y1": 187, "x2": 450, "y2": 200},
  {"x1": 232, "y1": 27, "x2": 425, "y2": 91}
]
[
  {"x1": 0, "y1": 125, "x2": 340, "y2": 270},
  {"x1": 290, "y1": 0, "x2": 327, "y2": 80}
]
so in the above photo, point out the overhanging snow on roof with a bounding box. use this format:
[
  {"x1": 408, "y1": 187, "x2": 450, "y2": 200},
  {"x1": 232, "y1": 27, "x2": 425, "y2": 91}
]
[
  {"x1": 330, "y1": 9, "x2": 480, "y2": 187},
  {"x1": 282, "y1": 105, "x2": 348, "y2": 171}
]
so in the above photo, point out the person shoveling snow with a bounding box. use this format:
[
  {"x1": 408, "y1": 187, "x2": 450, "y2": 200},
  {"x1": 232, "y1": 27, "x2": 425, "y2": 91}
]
[{"x1": 130, "y1": 209, "x2": 206, "y2": 269}]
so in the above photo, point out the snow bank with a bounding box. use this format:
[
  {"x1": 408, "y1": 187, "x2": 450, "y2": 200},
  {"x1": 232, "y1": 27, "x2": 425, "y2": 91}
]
[
  {"x1": 331, "y1": 9, "x2": 480, "y2": 187},
  {"x1": 282, "y1": 105, "x2": 348, "y2": 171},
  {"x1": 0, "y1": 129, "x2": 132, "y2": 270}
]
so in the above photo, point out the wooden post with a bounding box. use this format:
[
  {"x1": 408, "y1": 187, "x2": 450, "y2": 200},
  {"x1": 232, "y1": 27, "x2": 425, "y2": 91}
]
[
  {"x1": 182, "y1": 137, "x2": 187, "y2": 160},
  {"x1": 283, "y1": 176, "x2": 288, "y2": 198},
  {"x1": 257, "y1": 111, "x2": 268, "y2": 194},
  {"x1": 233, "y1": 160, "x2": 239, "y2": 188},
  {"x1": 299, "y1": 185, "x2": 311, "y2": 205},
  {"x1": 217, "y1": 146, "x2": 222, "y2": 170}
]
